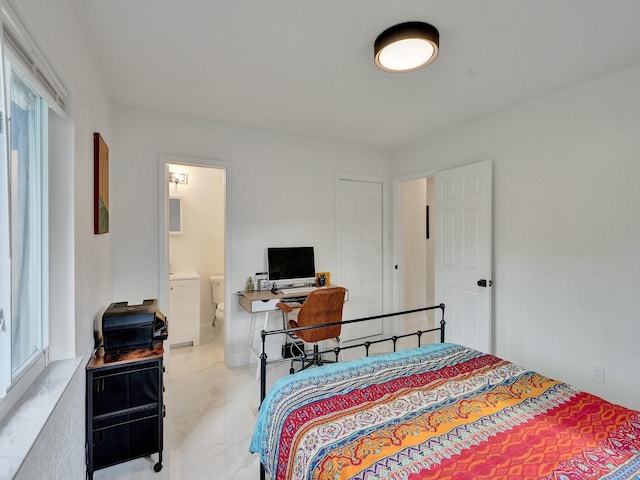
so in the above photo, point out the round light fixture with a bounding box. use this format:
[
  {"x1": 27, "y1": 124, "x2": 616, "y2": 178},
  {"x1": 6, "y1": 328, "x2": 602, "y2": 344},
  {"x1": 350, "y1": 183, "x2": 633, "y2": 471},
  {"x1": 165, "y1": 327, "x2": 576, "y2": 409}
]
[{"x1": 374, "y1": 21, "x2": 439, "y2": 73}]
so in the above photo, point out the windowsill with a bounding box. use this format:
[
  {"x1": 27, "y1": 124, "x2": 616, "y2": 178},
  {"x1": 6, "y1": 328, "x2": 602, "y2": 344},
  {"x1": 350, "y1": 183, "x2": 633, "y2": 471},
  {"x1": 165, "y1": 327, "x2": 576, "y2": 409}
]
[{"x1": 0, "y1": 357, "x2": 83, "y2": 479}]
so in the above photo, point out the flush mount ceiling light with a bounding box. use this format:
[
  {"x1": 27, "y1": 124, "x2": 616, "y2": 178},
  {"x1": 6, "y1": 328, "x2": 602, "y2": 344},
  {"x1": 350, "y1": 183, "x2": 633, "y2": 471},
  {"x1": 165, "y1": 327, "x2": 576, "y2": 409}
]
[{"x1": 374, "y1": 21, "x2": 439, "y2": 73}]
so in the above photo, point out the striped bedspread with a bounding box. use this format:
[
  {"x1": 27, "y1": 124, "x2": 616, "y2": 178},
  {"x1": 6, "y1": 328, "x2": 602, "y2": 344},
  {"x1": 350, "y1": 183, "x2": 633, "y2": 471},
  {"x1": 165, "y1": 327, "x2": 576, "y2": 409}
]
[{"x1": 250, "y1": 343, "x2": 640, "y2": 479}]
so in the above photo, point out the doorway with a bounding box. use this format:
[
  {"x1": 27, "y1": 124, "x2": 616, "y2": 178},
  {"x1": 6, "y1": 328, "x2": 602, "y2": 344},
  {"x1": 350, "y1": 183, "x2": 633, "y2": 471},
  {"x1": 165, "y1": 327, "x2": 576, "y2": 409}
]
[
  {"x1": 394, "y1": 160, "x2": 493, "y2": 352},
  {"x1": 395, "y1": 176, "x2": 436, "y2": 336},
  {"x1": 158, "y1": 155, "x2": 229, "y2": 366}
]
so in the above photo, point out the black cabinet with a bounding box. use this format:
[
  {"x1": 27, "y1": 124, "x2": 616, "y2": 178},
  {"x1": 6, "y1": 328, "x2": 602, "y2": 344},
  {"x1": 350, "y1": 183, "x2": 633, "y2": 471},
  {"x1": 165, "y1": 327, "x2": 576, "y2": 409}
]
[{"x1": 86, "y1": 344, "x2": 164, "y2": 479}]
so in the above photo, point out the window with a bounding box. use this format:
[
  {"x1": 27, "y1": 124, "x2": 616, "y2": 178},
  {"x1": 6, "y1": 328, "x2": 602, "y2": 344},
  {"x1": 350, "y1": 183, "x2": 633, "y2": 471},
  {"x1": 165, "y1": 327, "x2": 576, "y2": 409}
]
[
  {"x1": 0, "y1": 62, "x2": 49, "y2": 403},
  {"x1": 0, "y1": 0, "x2": 66, "y2": 413},
  {"x1": 9, "y1": 68, "x2": 48, "y2": 376}
]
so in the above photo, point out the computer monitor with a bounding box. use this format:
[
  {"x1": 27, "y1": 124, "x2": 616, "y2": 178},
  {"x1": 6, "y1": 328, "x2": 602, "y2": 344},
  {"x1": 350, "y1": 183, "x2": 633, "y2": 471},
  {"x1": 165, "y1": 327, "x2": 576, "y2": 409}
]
[{"x1": 267, "y1": 247, "x2": 315, "y2": 282}]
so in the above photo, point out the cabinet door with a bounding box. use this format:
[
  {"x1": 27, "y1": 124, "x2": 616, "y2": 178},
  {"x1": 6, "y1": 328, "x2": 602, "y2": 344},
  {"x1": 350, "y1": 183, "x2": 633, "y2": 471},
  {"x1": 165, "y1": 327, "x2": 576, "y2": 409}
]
[{"x1": 169, "y1": 279, "x2": 200, "y2": 345}]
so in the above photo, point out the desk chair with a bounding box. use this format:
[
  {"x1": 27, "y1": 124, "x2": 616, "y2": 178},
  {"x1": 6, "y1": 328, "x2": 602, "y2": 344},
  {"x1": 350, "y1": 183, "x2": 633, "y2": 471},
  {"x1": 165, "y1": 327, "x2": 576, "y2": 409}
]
[{"x1": 276, "y1": 287, "x2": 346, "y2": 373}]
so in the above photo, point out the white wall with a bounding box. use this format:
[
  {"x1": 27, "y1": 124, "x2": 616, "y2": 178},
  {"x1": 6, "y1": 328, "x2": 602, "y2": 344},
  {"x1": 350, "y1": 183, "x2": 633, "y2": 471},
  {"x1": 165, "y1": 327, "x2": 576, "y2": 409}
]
[
  {"x1": 111, "y1": 108, "x2": 390, "y2": 365},
  {"x1": 391, "y1": 64, "x2": 640, "y2": 410},
  {"x1": 19, "y1": 0, "x2": 114, "y2": 355},
  {"x1": 13, "y1": 0, "x2": 113, "y2": 478},
  {"x1": 20, "y1": 0, "x2": 112, "y2": 355}
]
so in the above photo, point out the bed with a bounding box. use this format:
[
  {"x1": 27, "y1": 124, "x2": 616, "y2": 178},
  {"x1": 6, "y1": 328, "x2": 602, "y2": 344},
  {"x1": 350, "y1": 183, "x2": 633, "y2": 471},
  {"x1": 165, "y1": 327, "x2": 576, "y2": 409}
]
[{"x1": 250, "y1": 310, "x2": 640, "y2": 479}]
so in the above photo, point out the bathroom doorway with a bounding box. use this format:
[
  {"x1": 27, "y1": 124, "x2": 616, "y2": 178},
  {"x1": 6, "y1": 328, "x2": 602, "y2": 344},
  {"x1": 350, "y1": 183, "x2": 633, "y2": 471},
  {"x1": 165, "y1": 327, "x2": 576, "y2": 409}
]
[{"x1": 158, "y1": 155, "x2": 228, "y2": 364}]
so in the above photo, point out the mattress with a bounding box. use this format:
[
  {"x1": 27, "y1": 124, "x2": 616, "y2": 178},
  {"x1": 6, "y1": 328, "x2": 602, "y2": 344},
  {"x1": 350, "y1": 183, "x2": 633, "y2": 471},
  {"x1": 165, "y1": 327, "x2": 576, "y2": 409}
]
[{"x1": 250, "y1": 343, "x2": 640, "y2": 479}]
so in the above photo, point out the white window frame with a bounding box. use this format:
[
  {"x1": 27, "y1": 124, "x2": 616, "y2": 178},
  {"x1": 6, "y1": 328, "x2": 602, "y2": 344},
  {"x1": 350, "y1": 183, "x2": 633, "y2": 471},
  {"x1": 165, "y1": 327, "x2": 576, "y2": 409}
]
[
  {"x1": 0, "y1": 28, "x2": 10, "y2": 405},
  {"x1": 0, "y1": 52, "x2": 50, "y2": 417},
  {"x1": 0, "y1": 0, "x2": 65, "y2": 419}
]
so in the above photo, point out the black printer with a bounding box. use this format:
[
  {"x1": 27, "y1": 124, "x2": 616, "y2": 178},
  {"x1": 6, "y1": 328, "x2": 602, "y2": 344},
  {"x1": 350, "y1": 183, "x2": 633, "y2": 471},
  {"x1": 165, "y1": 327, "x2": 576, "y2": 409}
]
[{"x1": 102, "y1": 299, "x2": 168, "y2": 353}]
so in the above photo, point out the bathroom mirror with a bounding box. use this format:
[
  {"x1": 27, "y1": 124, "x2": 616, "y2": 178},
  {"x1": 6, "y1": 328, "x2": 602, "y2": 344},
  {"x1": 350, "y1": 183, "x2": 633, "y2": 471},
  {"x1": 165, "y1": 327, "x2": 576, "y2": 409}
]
[{"x1": 169, "y1": 196, "x2": 183, "y2": 234}]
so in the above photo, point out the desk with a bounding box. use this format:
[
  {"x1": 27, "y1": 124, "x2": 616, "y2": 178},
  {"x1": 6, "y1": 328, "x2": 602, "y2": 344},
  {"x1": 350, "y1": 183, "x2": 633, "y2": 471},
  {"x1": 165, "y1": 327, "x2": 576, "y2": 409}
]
[{"x1": 239, "y1": 285, "x2": 345, "y2": 365}]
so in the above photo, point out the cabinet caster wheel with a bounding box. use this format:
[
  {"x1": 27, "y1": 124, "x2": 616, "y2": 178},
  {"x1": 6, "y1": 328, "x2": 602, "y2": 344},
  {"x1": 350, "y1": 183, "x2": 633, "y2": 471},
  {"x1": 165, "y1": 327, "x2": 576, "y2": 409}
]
[{"x1": 154, "y1": 462, "x2": 162, "y2": 472}]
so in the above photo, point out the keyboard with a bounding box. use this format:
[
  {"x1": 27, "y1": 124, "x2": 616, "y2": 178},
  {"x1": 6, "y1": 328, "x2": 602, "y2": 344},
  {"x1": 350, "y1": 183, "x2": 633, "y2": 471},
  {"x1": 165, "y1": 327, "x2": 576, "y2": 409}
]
[
  {"x1": 280, "y1": 286, "x2": 318, "y2": 295},
  {"x1": 282, "y1": 296, "x2": 306, "y2": 304}
]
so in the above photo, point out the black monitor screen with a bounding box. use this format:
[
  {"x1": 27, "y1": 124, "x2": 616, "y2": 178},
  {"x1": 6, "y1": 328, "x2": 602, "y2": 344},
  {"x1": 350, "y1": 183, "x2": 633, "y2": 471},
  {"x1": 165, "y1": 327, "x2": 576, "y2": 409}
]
[{"x1": 267, "y1": 247, "x2": 315, "y2": 281}]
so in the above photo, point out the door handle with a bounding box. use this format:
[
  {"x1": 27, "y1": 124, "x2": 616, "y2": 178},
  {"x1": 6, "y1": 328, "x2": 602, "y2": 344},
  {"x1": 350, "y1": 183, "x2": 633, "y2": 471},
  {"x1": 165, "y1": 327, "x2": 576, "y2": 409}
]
[{"x1": 477, "y1": 279, "x2": 493, "y2": 287}]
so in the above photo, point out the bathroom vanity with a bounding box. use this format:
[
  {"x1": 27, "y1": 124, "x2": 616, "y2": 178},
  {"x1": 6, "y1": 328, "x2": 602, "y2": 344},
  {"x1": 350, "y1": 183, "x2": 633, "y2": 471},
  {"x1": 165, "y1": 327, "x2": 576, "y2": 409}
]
[{"x1": 169, "y1": 272, "x2": 200, "y2": 346}]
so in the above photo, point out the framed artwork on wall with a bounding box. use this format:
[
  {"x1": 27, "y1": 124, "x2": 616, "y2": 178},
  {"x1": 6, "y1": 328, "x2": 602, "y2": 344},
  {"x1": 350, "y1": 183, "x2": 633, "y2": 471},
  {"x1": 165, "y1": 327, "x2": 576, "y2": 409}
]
[{"x1": 94, "y1": 132, "x2": 109, "y2": 234}]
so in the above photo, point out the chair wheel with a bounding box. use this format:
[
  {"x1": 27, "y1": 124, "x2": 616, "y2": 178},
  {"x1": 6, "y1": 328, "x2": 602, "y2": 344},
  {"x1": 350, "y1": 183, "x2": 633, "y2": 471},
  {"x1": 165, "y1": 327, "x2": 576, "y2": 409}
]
[
  {"x1": 289, "y1": 368, "x2": 295, "y2": 374},
  {"x1": 154, "y1": 462, "x2": 162, "y2": 472}
]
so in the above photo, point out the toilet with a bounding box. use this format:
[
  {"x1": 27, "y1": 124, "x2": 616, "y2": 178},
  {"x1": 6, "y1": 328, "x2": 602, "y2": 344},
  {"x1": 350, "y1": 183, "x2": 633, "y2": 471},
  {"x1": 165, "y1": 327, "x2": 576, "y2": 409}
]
[{"x1": 210, "y1": 275, "x2": 225, "y2": 326}]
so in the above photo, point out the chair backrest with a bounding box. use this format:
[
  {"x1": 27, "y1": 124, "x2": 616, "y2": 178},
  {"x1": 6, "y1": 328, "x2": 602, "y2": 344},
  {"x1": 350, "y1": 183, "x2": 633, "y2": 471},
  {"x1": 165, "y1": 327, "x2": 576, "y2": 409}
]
[{"x1": 293, "y1": 287, "x2": 346, "y2": 343}]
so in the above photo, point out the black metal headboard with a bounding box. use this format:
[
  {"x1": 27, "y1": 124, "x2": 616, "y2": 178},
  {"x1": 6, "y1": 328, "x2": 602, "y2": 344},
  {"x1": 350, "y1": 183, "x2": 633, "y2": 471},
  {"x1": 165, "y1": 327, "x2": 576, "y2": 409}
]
[{"x1": 257, "y1": 303, "x2": 445, "y2": 405}]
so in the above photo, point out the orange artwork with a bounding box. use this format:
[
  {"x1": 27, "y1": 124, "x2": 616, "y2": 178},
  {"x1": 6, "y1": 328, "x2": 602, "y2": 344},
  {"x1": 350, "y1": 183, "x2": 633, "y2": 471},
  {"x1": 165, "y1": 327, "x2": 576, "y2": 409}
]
[
  {"x1": 94, "y1": 132, "x2": 109, "y2": 234},
  {"x1": 316, "y1": 271, "x2": 330, "y2": 286}
]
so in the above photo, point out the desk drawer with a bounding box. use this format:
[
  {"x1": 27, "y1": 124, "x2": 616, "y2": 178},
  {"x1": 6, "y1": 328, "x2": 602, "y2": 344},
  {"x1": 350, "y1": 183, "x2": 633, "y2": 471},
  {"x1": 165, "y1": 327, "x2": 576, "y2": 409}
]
[
  {"x1": 239, "y1": 294, "x2": 290, "y2": 313},
  {"x1": 251, "y1": 299, "x2": 280, "y2": 312}
]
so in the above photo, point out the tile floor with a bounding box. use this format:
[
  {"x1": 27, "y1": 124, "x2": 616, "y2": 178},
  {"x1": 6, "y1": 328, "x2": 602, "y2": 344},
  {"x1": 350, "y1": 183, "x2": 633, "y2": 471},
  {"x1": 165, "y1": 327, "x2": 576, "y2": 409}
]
[{"x1": 94, "y1": 322, "x2": 266, "y2": 480}]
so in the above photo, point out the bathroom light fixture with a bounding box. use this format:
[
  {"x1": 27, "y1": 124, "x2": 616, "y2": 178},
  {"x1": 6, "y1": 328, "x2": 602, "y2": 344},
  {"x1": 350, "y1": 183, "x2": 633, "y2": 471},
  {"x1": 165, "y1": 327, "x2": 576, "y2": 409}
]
[
  {"x1": 374, "y1": 21, "x2": 439, "y2": 73},
  {"x1": 169, "y1": 171, "x2": 188, "y2": 185}
]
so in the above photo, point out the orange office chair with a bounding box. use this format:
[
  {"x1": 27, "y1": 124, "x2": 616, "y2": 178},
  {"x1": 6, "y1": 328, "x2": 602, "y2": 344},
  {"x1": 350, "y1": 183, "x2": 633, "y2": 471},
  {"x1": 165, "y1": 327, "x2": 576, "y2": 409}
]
[{"x1": 277, "y1": 287, "x2": 346, "y2": 373}]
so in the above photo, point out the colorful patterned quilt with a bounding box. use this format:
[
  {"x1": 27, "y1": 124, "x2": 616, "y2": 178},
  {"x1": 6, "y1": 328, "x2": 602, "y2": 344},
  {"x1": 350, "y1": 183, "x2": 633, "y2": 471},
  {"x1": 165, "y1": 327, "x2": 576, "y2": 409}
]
[{"x1": 250, "y1": 343, "x2": 640, "y2": 480}]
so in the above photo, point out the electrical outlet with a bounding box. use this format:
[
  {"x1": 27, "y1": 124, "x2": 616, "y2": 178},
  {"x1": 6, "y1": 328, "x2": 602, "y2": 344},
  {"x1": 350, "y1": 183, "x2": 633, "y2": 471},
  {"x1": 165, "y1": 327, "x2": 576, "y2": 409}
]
[{"x1": 591, "y1": 364, "x2": 605, "y2": 384}]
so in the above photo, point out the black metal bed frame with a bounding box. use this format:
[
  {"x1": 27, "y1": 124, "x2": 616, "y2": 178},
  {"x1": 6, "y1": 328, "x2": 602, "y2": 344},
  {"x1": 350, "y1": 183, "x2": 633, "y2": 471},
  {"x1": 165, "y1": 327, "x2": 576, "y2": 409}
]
[{"x1": 256, "y1": 303, "x2": 446, "y2": 480}]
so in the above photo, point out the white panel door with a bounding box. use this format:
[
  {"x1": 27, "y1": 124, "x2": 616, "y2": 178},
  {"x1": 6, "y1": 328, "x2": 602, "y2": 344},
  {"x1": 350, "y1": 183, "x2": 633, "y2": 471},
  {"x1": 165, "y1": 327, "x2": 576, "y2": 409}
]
[
  {"x1": 337, "y1": 179, "x2": 383, "y2": 342},
  {"x1": 435, "y1": 160, "x2": 492, "y2": 353}
]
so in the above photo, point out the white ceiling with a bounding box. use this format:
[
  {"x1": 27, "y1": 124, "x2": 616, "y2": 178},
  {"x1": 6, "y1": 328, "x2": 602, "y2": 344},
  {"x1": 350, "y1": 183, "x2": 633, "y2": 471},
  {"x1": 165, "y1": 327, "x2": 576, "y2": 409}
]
[{"x1": 75, "y1": 0, "x2": 640, "y2": 150}]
